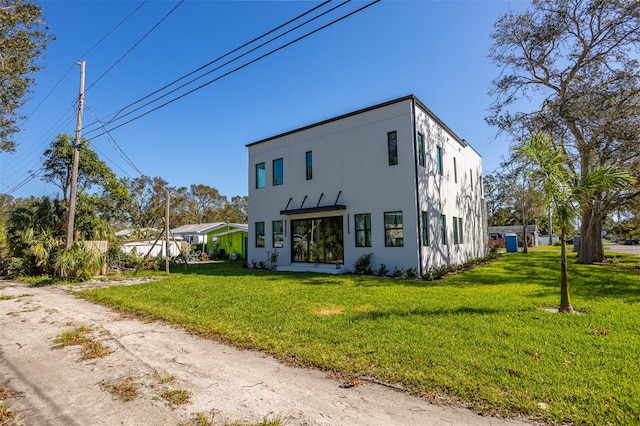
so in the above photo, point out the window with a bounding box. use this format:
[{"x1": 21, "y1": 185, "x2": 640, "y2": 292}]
[
  {"x1": 387, "y1": 131, "x2": 398, "y2": 166},
  {"x1": 255, "y1": 222, "x2": 265, "y2": 247},
  {"x1": 417, "y1": 133, "x2": 425, "y2": 167},
  {"x1": 458, "y1": 217, "x2": 463, "y2": 243},
  {"x1": 421, "y1": 211, "x2": 429, "y2": 246},
  {"x1": 384, "y1": 211, "x2": 403, "y2": 247},
  {"x1": 273, "y1": 158, "x2": 283, "y2": 186},
  {"x1": 436, "y1": 146, "x2": 443, "y2": 176},
  {"x1": 355, "y1": 213, "x2": 372, "y2": 247},
  {"x1": 440, "y1": 214, "x2": 447, "y2": 245},
  {"x1": 272, "y1": 220, "x2": 283, "y2": 248},
  {"x1": 469, "y1": 169, "x2": 473, "y2": 186},
  {"x1": 453, "y1": 217, "x2": 459, "y2": 244},
  {"x1": 453, "y1": 157, "x2": 458, "y2": 183},
  {"x1": 305, "y1": 151, "x2": 312, "y2": 180},
  {"x1": 255, "y1": 163, "x2": 265, "y2": 189}
]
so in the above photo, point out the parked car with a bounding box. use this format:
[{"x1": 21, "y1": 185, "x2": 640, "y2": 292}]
[
  {"x1": 624, "y1": 239, "x2": 639, "y2": 245},
  {"x1": 610, "y1": 237, "x2": 618, "y2": 243}
]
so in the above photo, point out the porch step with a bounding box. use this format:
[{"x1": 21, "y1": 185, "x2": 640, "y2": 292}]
[{"x1": 276, "y1": 263, "x2": 348, "y2": 274}]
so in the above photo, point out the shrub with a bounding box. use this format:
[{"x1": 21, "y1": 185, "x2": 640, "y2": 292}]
[
  {"x1": 405, "y1": 267, "x2": 417, "y2": 278},
  {"x1": 392, "y1": 266, "x2": 404, "y2": 277},
  {"x1": 353, "y1": 253, "x2": 373, "y2": 275},
  {"x1": 54, "y1": 242, "x2": 103, "y2": 281},
  {"x1": 376, "y1": 263, "x2": 389, "y2": 276}
]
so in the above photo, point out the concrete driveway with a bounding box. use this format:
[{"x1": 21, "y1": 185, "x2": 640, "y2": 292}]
[{"x1": 604, "y1": 242, "x2": 640, "y2": 256}]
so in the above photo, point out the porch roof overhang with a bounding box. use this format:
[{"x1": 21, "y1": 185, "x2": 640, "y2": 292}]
[{"x1": 279, "y1": 204, "x2": 346, "y2": 215}]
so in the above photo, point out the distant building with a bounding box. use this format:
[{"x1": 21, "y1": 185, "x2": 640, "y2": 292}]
[
  {"x1": 488, "y1": 225, "x2": 539, "y2": 247},
  {"x1": 246, "y1": 95, "x2": 487, "y2": 276}
]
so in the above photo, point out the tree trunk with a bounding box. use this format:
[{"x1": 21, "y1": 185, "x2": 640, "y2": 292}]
[
  {"x1": 559, "y1": 239, "x2": 574, "y2": 313},
  {"x1": 578, "y1": 206, "x2": 605, "y2": 264}
]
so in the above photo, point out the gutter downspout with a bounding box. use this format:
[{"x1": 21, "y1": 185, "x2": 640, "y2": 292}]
[{"x1": 411, "y1": 98, "x2": 423, "y2": 277}]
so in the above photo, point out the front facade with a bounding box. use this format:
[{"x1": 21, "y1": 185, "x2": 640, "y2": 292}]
[{"x1": 247, "y1": 95, "x2": 487, "y2": 275}]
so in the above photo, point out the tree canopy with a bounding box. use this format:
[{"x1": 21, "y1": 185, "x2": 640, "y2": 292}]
[
  {"x1": 488, "y1": 0, "x2": 640, "y2": 263},
  {"x1": 0, "y1": 0, "x2": 53, "y2": 151}
]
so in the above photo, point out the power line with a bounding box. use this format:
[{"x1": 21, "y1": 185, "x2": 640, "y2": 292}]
[
  {"x1": 85, "y1": 0, "x2": 184, "y2": 92},
  {"x1": 86, "y1": 0, "x2": 380, "y2": 140},
  {"x1": 83, "y1": 0, "x2": 349, "y2": 137},
  {"x1": 101, "y1": 0, "x2": 333, "y2": 125}
]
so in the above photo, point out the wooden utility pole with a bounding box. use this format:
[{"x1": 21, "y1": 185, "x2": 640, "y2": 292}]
[
  {"x1": 66, "y1": 61, "x2": 86, "y2": 249},
  {"x1": 165, "y1": 189, "x2": 170, "y2": 273}
]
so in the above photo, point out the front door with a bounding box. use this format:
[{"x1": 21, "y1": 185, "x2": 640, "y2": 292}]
[{"x1": 291, "y1": 216, "x2": 344, "y2": 264}]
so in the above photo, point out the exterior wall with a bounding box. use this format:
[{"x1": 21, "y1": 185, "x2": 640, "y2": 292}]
[
  {"x1": 414, "y1": 104, "x2": 486, "y2": 272},
  {"x1": 247, "y1": 96, "x2": 486, "y2": 275},
  {"x1": 207, "y1": 228, "x2": 248, "y2": 259}
]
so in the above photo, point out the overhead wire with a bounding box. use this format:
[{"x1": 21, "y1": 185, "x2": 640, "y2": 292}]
[
  {"x1": 85, "y1": 0, "x2": 184, "y2": 92},
  {"x1": 83, "y1": 0, "x2": 350, "y2": 137},
  {"x1": 85, "y1": 0, "x2": 380, "y2": 140}
]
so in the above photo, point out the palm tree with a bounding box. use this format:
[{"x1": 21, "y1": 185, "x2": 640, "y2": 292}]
[{"x1": 516, "y1": 133, "x2": 635, "y2": 313}]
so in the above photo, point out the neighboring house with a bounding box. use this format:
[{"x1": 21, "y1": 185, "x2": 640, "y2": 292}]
[
  {"x1": 120, "y1": 239, "x2": 183, "y2": 259},
  {"x1": 171, "y1": 222, "x2": 248, "y2": 259},
  {"x1": 488, "y1": 225, "x2": 539, "y2": 247},
  {"x1": 246, "y1": 95, "x2": 487, "y2": 276}
]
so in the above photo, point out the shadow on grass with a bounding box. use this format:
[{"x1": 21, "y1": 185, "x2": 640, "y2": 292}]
[{"x1": 351, "y1": 306, "x2": 505, "y2": 321}]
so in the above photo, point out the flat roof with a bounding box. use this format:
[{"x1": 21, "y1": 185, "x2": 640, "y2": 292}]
[{"x1": 246, "y1": 95, "x2": 473, "y2": 152}]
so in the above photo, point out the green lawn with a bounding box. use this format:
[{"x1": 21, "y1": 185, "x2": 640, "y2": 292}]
[{"x1": 79, "y1": 251, "x2": 640, "y2": 425}]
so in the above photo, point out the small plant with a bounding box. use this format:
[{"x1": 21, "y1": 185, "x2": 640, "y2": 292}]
[
  {"x1": 405, "y1": 267, "x2": 417, "y2": 278},
  {"x1": 251, "y1": 259, "x2": 258, "y2": 269},
  {"x1": 353, "y1": 253, "x2": 373, "y2": 275},
  {"x1": 257, "y1": 260, "x2": 267, "y2": 269},
  {"x1": 376, "y1": 263, "x2": 389, "y2": 276},
  {"x1": 269, "y1": 249, "x2": 279, "y2": 269},
  {"x1": 158, "y1": 389, "x2": 191, "y2": 406},
  {"x1": 392, "y1": 266, "x2": 404, "y2": 277},
  {"x1": 103, "y1": 377, "x2": 140, "y2": 401}
]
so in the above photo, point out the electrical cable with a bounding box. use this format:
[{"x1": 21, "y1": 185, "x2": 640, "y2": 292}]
[
  {"x1": 83, "y1": 0, "x2": 351, "y2": 137},
  {"x1": 85, "y1": 0, "x2": 379, "y2": 140},
  {"x1": 85, "y1": 0, "x2": 184, "y2": 92},
  {"x1": 101, "y1": 0, "x2": 332, "y2": 125}
]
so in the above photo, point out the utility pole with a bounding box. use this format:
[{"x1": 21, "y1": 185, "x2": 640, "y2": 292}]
[
  {"x1": 165, "y1": 189, "x2": 170, "y2": 273},
  {"x1": 66, "y1": 61, "x2": 86, "y2": 249}
]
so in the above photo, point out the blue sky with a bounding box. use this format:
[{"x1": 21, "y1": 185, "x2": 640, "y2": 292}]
[{"x1": 1, "y1": 0, "x2": 528, "y2": 200}]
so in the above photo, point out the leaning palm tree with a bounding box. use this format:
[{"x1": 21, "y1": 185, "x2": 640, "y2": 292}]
[{"x1": 516, "y1": 133, "x2": 635, "y2": 313}]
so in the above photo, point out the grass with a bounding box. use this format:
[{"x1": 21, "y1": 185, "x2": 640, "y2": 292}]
[
  {"x1": 158, "y1": 389, "x2": 191, "y2": 406},
  {"x1": 79, "y1": 253, "x2": 640, "y2": 425},
  {"x1": 103, "y1": 377, "x2": 140, "y2": 402},
  {"x1": 0, "y1": 382, "x2": 15, "y2": 426},
  {"x1": 53, "y1": 325, "x2": 112, "y2": 360}
]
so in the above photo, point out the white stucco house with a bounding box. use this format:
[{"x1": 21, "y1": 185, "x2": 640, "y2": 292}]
[{"x1": 247, "y1": 95, "x2": 487, "y2": 276}]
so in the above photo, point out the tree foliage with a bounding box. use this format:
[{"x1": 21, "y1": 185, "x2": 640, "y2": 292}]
[
  {"x1": 488, "y1": 0, "x2": 640, "y2": 263},
  {"x1": 517, "y1": 132, "x2": 634, "y2": 312},
  {"x1": 0, "y1": 0, "x2": 53, "y2": 151},
  {"x1": 42, "y1": 134, "x2": 122, "y2": 202}
]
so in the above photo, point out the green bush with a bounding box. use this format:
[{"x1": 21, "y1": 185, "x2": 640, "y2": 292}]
[
  {"x1": 54, "y1": 242, "x2": 103, "y2": 282},
  {"x1": 353, "y1": 253, "x2": 373, "y2": 275},
  {"x1": 376, "y1": 263, "x2": 389, "y2": 276}
]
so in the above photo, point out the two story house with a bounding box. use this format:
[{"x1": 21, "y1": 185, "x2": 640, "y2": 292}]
[{"x1": 247, "y1": 95, "x2": 487, "y2": 276}]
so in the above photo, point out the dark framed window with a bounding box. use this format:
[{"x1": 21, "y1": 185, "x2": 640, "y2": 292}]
[
  {"x1": 421, "y1": 211, "x2": 429, "y2": 246},
  {"x1": 272, "y1": 220, "x2": 283, "y2": 248},
  {"x1": 453, "y1": 216, "x2": 459, "y2": 244},
  {"x1": 384, "y1": 211, "x2": 403, "y2": 247},
  {"x1": 469, "y1": 169, "x2": 473, "y2": 186},
  {"x1": 440, "y1": 214, "x2": 447, "y2": 245},
  {"x1": 436, "y1": 146, "x2": 443, "y2": 176},
  {"x1": 255, "y1": 222, "x2": 265, "y2": 247},
  {"x1": 255, "y1": 163, "x2": 265, "y2": 189},
  {"x1": 387, "y1": 131, "x2": 398, "y2": 166},
  {"x1": 273, "y1": 158, "x2": 283, "y2": 186},
  {"x1": 305, "y1": 151, "x2": 312, "y2": 180},
  {"x1": 417, "y1": 133, "x2": 425, "y2": 167},
  {"x1": 355, "y1": 213, "x2": 372, "y2": 247},
  {"x1": 453, "y1": 157, "x2": 458, "y2": 183},
  {"x1": 457, "y1": 217, "x2": 463, "y2": 243}
]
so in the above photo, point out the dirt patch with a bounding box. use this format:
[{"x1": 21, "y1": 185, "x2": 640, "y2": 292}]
[{"x1": 0, "y1": 279, "x2": 530, "y2": 425}]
